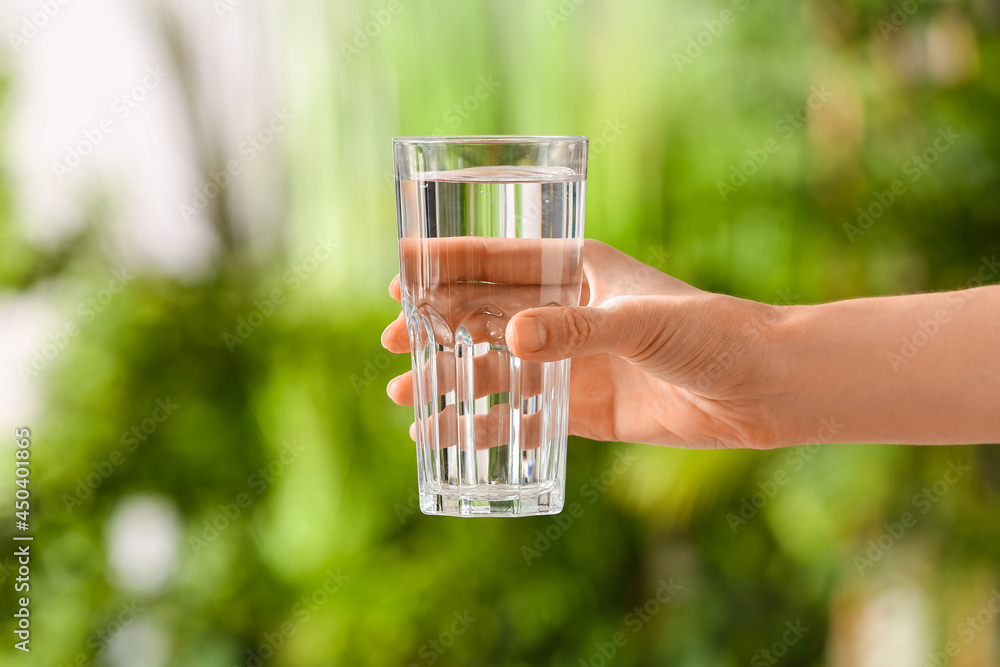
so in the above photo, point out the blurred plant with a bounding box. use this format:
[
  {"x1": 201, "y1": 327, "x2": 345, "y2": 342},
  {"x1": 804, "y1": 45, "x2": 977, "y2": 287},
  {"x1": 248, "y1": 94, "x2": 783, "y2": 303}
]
[{"x1": 0, "y1": 0, "x2": 998, "y2": 665}]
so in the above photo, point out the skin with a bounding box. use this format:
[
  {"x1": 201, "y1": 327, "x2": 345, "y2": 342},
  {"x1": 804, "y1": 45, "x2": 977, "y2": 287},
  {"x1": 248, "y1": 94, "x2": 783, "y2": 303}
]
[{"x1": 383, "y1": 240, "x2": 1000, "y2": 449}]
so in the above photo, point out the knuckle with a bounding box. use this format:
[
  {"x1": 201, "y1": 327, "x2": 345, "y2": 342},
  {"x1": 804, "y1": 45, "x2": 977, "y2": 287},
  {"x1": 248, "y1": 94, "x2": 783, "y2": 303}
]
[
  {"x1": 562, "y1": 309, "x2": 592, "y2": 351},
  {"x1": 616, "y1": 301, "x2": 659, "y2": 360}
]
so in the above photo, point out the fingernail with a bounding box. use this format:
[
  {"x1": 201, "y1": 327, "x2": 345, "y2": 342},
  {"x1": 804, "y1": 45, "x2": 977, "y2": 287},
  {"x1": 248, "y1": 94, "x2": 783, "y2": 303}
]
[
  {"x1": 513, "y1": 316, "x2": 547, "y2": 353},
  {"x1": 386, "y1": 377, "x2": 398, "y2": 396}
]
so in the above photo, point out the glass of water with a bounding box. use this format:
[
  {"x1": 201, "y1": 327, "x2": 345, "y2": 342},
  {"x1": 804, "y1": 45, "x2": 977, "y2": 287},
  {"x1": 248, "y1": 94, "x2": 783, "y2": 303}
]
[{"x1": 393, "y1": 136, "x2": 587, "y2": 517}]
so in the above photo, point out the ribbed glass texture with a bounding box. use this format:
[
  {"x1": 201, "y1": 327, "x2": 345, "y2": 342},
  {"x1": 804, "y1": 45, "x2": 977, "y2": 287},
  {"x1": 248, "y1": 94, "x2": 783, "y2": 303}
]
[{"x1": 394, "y1": 137, "x2": 587, "y2": 516}]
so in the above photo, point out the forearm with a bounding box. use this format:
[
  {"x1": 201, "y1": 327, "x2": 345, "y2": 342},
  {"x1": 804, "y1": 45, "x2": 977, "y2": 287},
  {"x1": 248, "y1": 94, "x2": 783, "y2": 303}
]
[{"x1": 771, "y1": 286, "x2": 1000, "y2": 445}]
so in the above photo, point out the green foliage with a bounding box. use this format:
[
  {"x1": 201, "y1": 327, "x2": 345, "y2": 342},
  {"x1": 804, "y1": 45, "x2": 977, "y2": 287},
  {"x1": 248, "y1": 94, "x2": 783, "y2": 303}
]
[{"x1": 1, "y1": 0, "x2": 999, "y2": 665}]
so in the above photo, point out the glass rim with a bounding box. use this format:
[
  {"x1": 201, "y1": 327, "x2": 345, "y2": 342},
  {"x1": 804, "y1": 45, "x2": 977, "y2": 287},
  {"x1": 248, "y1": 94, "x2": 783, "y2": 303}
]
[{"x1": 393, "y1": 135, "x2": 588, "y2": 145}]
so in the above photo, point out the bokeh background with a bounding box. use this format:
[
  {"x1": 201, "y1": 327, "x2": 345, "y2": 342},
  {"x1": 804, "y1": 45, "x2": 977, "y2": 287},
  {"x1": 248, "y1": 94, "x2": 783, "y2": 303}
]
[{"x1": 1, "y1": 0, "x2": 999, "y2": 665}]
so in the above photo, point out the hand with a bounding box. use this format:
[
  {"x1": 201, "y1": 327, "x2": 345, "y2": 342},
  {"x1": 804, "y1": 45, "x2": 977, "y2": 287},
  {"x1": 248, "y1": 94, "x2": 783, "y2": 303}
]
[{"x1": 382, "y1": 240, "x2": 788, "y2": 450}]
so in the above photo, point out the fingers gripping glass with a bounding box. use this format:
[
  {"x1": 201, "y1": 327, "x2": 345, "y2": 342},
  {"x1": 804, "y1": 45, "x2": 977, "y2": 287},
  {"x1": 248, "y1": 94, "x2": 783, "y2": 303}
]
[{"x1": 393, "y1": 136, "x2": 587, "y2": 517}]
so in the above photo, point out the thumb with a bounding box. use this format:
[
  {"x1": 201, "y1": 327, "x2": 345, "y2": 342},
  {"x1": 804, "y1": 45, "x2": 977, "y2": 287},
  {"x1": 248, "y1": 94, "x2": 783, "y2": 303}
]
[{"x1": 506, "y1": 300, "x2": 653, "y2": 361}]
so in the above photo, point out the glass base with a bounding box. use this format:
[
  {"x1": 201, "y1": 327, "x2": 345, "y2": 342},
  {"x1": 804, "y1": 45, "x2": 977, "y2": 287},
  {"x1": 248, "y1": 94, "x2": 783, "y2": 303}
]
[{"x1": 419, "y1": 481, "x2": 565, "y2": 517}]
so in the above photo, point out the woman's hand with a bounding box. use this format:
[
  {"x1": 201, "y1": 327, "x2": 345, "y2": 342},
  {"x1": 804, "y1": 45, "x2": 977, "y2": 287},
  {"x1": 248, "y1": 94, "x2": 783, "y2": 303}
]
[{"x1": 382, "y1": 240, "x2": 790, "y2": 450}]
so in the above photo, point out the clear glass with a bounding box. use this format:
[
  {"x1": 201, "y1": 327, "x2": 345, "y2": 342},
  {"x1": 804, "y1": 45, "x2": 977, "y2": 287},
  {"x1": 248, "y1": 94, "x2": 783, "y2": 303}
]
[{"x1": 393, "y1": 136, "x2": 587, "y2": 517}]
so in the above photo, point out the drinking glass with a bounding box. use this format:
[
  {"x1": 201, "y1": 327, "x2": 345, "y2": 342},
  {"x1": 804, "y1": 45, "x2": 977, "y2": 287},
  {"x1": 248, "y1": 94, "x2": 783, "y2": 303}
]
[{"x1": 393, "y1": 136, "x2": 587, "y2": 517}]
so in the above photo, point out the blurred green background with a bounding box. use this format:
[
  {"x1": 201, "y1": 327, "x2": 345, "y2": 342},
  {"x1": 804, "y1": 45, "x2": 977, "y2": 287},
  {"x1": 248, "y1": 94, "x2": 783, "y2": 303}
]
[{"x1": 1, "y1": 0, "x2": 999, "y2": 665}]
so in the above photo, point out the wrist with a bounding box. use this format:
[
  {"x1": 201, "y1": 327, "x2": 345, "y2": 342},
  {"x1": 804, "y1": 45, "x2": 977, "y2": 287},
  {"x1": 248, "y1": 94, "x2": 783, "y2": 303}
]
[
  {"x1": 702, "y1": 295, "x2": 803, "y2": 449},
  {"x1": 749, "y1": 300, "x2": 813, "y2": 448},
  {"x1": 760, "y1": 301, "x2": 845, "y2": 447}
]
